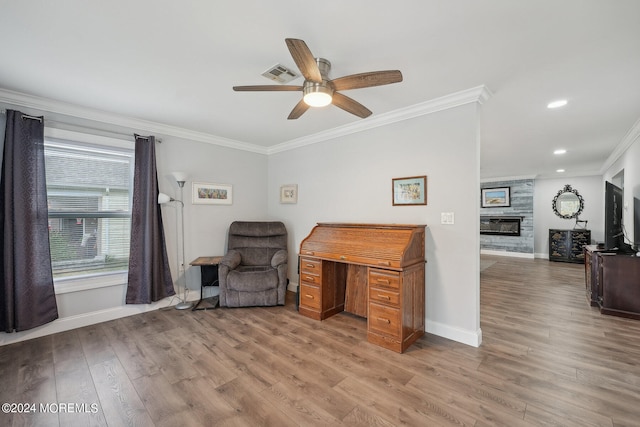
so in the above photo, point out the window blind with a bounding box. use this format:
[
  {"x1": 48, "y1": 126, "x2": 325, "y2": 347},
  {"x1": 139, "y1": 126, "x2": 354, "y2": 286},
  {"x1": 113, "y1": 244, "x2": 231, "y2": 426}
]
[{"x1": 44, "y1": 139, "x2": 134, "y2": 278}]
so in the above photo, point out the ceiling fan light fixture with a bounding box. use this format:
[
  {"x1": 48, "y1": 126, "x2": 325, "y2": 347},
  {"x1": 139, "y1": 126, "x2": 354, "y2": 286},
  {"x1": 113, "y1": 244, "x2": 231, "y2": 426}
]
[{"x1": 303, "y1": 84, "x2": 333, "y2": 107}]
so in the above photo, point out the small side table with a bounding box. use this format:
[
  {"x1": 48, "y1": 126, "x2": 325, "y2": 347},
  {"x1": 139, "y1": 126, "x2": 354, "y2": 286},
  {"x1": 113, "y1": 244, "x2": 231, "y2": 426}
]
[{"x1": 190, "y1": 256, "x2": 223, "y2": 311}]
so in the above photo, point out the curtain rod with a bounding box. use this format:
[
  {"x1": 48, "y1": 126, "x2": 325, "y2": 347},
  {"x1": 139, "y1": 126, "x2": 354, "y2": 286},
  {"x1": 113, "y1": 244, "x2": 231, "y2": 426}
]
[{"x1": 0, "y1": 109, "x2": 162, "y2": 142}]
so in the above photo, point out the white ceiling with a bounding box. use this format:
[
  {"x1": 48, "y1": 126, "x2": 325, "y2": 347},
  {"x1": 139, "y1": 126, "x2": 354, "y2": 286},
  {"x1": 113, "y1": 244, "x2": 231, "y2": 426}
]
[{"x1": 1, "y1": 0, "x2": 639, "y2": 179}]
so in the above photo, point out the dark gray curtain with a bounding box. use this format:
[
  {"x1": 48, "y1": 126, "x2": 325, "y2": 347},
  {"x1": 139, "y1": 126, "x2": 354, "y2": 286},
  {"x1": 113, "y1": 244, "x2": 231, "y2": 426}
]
[
  {"x1": 0, "y1": 109, "x2": 58, "y2": 332},
  {"x1": 126, "y1": 135, "x2": 175, "y2": 303}
]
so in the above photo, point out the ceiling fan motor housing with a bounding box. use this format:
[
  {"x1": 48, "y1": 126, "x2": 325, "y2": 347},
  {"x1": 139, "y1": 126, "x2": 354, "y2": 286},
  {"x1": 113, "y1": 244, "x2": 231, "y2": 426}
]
[{"x1": 303, "y1": 58, "x2": 334, "y2": 107}]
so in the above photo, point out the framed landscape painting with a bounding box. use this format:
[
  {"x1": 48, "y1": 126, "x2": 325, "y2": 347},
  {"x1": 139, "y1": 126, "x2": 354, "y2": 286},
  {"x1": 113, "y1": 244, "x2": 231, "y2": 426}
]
[
  {"x1": 481, "y1": 187, "x2": 510, "y2": 208},
  {"x1": 392, "y1": 176, "x2": 427, "y2": 206},
  {"x1": 192, "y1": 182, "x2": 232, "y2": 205}
]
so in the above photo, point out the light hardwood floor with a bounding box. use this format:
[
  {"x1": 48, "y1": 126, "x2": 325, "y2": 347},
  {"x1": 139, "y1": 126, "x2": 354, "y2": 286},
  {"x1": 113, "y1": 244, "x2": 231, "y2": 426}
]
[{"x1": 1, "y1": 256, "x2": 640, "y2": 426}]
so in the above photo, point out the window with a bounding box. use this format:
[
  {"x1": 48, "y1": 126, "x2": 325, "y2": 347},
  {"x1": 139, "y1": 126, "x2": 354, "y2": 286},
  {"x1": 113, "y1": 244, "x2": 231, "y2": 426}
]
[{"x1": 44, "y1": 130, "x2": 134, "y2": 280}]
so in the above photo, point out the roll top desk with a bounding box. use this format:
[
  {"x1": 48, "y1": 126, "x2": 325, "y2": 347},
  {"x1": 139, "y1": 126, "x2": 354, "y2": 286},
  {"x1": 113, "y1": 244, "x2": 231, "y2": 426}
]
[{"x1": 298, "y1": 223, "x2": 426, "y2": 353}]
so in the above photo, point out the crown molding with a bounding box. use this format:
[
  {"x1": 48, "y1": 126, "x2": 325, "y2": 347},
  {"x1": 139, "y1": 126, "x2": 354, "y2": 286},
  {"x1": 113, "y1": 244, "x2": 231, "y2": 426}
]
[
  {"x1": 0, "y1": 87, "x2": 268, "y2": 155},
  {"x1": 267, "y1": 85, "x2": 493, "y2": 154},
  {"x1": 1, "y1": 85, "x2": 492, "y2": 157},
  {"x1": 599, "y1": 115, "x2": 640, "y2": 175}
]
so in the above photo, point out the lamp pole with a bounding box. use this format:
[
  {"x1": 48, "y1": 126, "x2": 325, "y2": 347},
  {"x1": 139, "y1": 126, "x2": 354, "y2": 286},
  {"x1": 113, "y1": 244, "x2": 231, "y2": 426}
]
[{"x1": 174, "y1": 179, "x2": 192, "y2": 310}]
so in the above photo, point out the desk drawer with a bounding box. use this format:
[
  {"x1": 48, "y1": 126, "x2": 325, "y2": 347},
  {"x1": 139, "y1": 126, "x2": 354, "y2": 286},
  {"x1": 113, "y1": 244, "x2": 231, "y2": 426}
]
[
  {"x1": 299, "y1": 283, "x2": 321, "y2": 310},
  {"x1": 368, "y1": 302, "x2": 401, "y2": 337},
  {"x1": 300, "y1": 272, "x2": 321, "y2": 285},
  {"x1": 369, "y1": 287, "x2": 400, "y2": 306},
  {"x1": 369, "y1": 268, "x2": 400, "y2": 290},
  {"x1": 300, "y1": 257, "x2": 322, "y2": 275}
]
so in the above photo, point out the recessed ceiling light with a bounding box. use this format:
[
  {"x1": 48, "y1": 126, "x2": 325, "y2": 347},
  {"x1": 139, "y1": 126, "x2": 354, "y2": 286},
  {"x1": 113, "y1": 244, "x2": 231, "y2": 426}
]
[
  {"x1": 548, "y1": 99, "x2": 568, "y2": 109},
  {"x1": 554, "y1": 149, "x2": 567, "y2": 155},
  {"x1": 556, "y1": 169, "x2": 565, "y2": 173}
]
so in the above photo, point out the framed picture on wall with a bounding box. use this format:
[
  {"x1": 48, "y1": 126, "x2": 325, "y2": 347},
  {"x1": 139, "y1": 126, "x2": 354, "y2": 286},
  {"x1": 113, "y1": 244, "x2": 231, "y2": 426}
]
[
  {"x1": 192, "y1": 182, "x2": 233, "y2": 205},
  {"x1": 280, "y1": 184, "x2": 298, "y2": 204},
  {"x1": 481, "y1": 187, "x2": 510, "y2": 208},
  {"x1": 392, "y1": 175, "x2": 427, "y2": 206}
]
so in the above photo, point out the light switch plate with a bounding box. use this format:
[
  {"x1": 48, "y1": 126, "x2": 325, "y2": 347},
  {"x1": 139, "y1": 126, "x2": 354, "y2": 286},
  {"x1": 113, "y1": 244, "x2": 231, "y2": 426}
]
[{"x1": 441, "y1": 212, "x2": 455, "y2": 225}]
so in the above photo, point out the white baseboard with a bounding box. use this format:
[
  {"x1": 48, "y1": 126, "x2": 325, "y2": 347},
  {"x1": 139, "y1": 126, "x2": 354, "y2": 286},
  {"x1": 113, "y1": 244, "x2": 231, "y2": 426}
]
[
  {"x1": 480, "y1": 249, "x2": 534, "y2": 259},
  {"x1": 426, "y1": 320, "x2": 482, "y2": 347}
]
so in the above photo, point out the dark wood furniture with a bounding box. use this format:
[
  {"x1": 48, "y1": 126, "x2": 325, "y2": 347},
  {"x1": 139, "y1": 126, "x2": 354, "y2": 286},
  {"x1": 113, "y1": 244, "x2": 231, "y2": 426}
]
[
  {"x1": 584, "y1": 246, "x2": 640, "y2": 319},
  {"x1": 597, "y1": 253, "x2": 640, "y2": 319},
  {"x1": 549, "y1": 229, "x2": 591, "y2": 263},
  {"x1": 190, "y1": 256, "x2": 222, "y2": 310},
  {"x1": 298, "y1": 223, "x2": 426, "y2": 353},
  {"x1": 584, "y1": 245, "x2": 607, "y2": 306}
]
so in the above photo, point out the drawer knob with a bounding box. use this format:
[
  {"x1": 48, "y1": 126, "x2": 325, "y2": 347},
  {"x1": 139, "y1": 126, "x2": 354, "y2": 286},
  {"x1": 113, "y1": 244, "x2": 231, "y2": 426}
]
[
  {"x1": 340, "y1": 255, "x2": 347, "y2": 260},
  {"x1": 305, "y1": 276, "x2": 314, "y2": 281},
  {"x1": 377, "y1": 317, "x2": 391, "y2": 324},
  {"x1": 305, "y1": 294, "x2": 314, "y2": 299},
  {"x1": 377, "y1": 294, "x2": 391, "y2": 300},
  {"x1": 305, "y1": 264, "x2": 315, "y2": 268},
  {"x1": 377, "y1": 279, "x2": 390, "y2": 284},
  {"x1": 377, "y1": 261, "x2": 390, "y2": 266}
]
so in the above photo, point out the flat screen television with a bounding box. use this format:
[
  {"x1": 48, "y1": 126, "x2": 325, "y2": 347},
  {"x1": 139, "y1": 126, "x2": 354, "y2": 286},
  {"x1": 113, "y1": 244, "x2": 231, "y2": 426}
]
[{"x1": 604, "y1": 181, "x2": 624, "y2": 250}]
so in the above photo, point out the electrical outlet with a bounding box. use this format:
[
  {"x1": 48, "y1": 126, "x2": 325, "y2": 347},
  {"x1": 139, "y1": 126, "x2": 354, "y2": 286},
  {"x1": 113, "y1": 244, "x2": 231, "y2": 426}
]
[{"x1": 441, "y1": 212, "x2": 455, "y2": 225}]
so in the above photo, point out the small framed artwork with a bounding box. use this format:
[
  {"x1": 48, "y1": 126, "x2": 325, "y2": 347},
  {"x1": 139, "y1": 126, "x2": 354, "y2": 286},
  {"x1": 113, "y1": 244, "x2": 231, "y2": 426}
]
[
  {"x1": 192, "y1": 182, "x2": 232, "y2": 205},
  {"x1": 280, "y1": 184, "x2": 298, "y2": 204},
  {"x1": 481, "y1": 187, "x2": 510, "y2": 208},
  {"x1": 392, "y1": 175, "x2": 427, "y2": 206}
]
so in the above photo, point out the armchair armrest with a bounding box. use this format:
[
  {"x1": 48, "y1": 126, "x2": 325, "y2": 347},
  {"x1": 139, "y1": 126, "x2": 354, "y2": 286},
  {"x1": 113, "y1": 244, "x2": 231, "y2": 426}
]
[
  {"x1": 220, "y1": 250, "x2": 241, "y2": 270},
  {"x1": 271, "y1": 249, "x2": 288, "y2": 268}
]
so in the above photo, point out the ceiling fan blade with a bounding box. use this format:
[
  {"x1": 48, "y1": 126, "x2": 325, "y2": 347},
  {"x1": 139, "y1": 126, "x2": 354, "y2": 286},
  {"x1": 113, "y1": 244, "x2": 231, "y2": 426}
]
[
  {"x1": 331, "y1": 70, "x2": 403, "y2": 91},
  {"x1": 287, "y1": 99, "x2": 310, "y2": 120},
  {"x1": 233, "y1": 85, "x2": 302, "y2": 92},
  {"x1": 332, "y1": 92, "x2": 372, "y2": 118},
  {"x1": 285, "y1": 38, "x2": 322, "y2": 83}
]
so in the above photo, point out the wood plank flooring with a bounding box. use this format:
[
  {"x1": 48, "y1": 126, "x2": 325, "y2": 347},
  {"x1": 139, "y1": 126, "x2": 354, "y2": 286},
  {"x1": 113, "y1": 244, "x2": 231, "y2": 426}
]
[{"x1": 1, "y1": 255, "x2": 640, "y2": 426}]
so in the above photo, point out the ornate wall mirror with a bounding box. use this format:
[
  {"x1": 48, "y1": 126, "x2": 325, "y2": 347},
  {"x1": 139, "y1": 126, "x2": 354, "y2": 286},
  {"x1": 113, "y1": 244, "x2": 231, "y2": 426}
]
[{"x1": 552, "y1": 184, "x2": 584, "y2": 219}]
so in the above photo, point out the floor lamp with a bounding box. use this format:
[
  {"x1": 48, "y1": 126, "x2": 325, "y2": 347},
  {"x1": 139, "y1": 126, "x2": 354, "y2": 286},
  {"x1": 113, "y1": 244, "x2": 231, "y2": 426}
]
[{"x1": 158, "y1": 171, "x2": 192, "y2": 310}]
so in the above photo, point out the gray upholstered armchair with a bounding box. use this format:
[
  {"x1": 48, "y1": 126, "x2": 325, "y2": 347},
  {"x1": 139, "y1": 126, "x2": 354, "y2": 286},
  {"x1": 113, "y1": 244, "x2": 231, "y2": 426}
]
[{"x1": 218, "y1": 221, "x2": 288, "y2": 307}]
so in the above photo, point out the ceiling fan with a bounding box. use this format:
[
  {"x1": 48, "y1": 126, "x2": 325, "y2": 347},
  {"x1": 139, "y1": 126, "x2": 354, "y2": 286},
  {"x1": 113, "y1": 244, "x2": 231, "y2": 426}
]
[{"x1": 233, "y1": 38, "x2": 403, "y2": 120}]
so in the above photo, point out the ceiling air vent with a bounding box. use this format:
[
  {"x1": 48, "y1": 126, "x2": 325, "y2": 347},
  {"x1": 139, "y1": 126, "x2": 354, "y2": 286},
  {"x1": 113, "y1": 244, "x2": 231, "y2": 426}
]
[{"x1": 261, "y1": 63, "x2": 299, "y2": 83}]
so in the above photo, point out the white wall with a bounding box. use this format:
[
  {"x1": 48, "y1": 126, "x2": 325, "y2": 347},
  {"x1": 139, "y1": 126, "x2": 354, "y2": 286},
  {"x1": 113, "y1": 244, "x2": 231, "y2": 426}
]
[
  {"x1": 603, "y1": 130, "x2": 640, "y2": 244},
  {"x1": 533, "y1": 175, "x2": 604, "y2": 257},
  {"x1": 155, "y1": 135, "x2": 268, "y2": 293},
  {"x1": 268, "y1": 103, "x2": 482, "y2": 346}
]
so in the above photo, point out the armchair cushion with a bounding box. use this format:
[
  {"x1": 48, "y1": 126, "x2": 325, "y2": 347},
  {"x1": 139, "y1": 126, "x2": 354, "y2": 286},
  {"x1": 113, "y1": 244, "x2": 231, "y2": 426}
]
[{"x1": 227, "y1": 268, "x2": 278, "y2": 292}]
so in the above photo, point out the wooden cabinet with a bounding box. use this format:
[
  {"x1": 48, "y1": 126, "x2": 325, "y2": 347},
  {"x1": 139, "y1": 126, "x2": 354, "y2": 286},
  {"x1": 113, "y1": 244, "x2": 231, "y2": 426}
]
[
  {"x1": 598, "y1": 253, "x2": 640, "y2": 320},
  {"x1": 549, "y1": 229, "x2": 591, "y2": 263},
  {"x1": 584, "y1": 246, "x2": 640, "y2": 319},
  {"x1": 299, "y1": 223, "x2": 426, "y2": 353}
]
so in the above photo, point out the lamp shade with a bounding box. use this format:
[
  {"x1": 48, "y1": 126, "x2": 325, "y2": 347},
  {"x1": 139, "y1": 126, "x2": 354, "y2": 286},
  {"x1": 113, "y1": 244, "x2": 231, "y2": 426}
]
[
  {"x1": 158, "y1": 192, "x2": 172, "y2": 204},
  {"x1": 172, "y1": 171, "x2": 188, "y2": 183}
]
